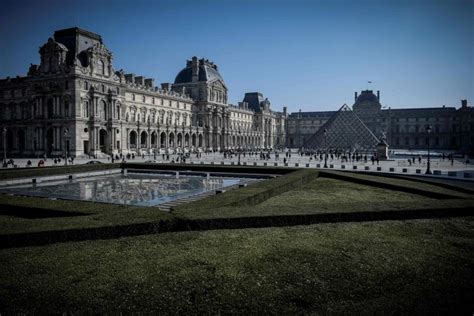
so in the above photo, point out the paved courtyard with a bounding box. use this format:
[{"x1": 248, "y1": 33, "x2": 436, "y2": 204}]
[{"x1": 2, "y1": 149, "x2": 474, "y2": 181}]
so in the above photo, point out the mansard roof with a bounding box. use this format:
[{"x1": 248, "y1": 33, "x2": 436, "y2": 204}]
[
  {"x1": 54, "y1": 27, "x2": 102, "y2": 42},
  {"x1": 242, "y1": 92, "x2": 264, "y2": 111}
]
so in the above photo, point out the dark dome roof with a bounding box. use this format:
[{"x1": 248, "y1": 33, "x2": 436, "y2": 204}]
[
  {"x1": 355, "y1": 90, "x2": 379, "y2": 104},
  {"x1": 174, "y1": 61, "x2": 224, "y2": 84}
]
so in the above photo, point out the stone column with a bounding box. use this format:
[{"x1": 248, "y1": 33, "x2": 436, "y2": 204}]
[
  {"x1": 147, "y1": 130, "x2": 151, "y2": 150},
  {"x1": 112, "y1": 100, "x2": 116, "y2": 119},
  {"x1": 126, "y1": 128, "x2": 129, "y2": 150},
  {"x1": 52, "y1": 127, "x2": 56, "y2": 150},
  {"x1": 111, "y1": 128, "x2": 115, "y2": 152},
  {"x1": 95, "y1": 127, "x2": 99, "y2": 151}
]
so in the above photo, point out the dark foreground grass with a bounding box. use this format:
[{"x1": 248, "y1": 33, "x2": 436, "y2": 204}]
[{"x1": 0, "y1": 217, "x2": 472, "y2": 314}]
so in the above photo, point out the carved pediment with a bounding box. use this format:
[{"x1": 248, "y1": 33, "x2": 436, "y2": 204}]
[
  {"x1": 210, "y1": 79, "x2": 227, "y2": 90},
  {"x1": 87, "y1": 42, "x2": 112, "y2": 59}
]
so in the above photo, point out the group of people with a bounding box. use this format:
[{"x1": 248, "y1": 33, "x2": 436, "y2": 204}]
[{"x1": 1, "y1": 147, "x2": 470, "y2": 169}]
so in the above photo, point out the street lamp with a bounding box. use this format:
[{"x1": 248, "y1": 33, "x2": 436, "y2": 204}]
[
  {"x1": 425, "y1": 125, "x2": 432, "y2": 174},
  {"x1": 324, "y1": 128, "x2": 328, "y2": 168},
  {"x1": 63, "y1": 128, "x2": 69, "y2": 166},
  {"x1": 2, "y1": 127, "x2": 6, "y2": 165}
]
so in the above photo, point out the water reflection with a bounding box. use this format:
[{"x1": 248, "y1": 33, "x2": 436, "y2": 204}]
[{"x1": 1, "y1": 174, "x2": 242, "y2": 206}]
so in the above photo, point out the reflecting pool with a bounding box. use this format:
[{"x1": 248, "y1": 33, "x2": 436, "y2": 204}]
[{"x1": 0, "y1": 173, "x2": 249, "y2": 206}]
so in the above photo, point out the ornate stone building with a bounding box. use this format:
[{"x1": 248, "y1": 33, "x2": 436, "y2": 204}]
[
  {"x1": 0, "y1": 27, "x2": 286, "y2": 158},
  {"x1": 287, "y1": 90, "x2": 474, "y2": 153}
]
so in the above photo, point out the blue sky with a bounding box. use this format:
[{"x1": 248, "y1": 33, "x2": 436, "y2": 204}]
[{"x1": 0, "y1": 0, "x2": 472, "y2": 112}]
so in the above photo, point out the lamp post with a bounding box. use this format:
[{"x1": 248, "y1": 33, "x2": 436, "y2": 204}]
[
  {"x1": 2, "y1": 127, "x2": 6, "y2": 165},
  {"x1": 324, "y1": 128, "x2": 328, "y2": 168},
  {"x1": 63, "y1": 128, "x2": 69, "y2": 166},
  {"x1": 425, "y1": 125, "x2": 432, "y2": 174}
]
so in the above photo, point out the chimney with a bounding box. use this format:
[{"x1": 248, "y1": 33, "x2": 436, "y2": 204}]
[
  {"x1": 135, "y1": 76, "x2": 144, "y2": 86},
  {"x1": 144, "y1": 78, "x2": 154, "y2": 88},
  {"x1": 191, "y1": 56, "x2": 199, "y2": 83},
  {"x1": 377, "y1": 90, "x2": 380, "y2": 101},
  {"x1": 355, "y1": 92, "x2": 358, "y2": 102},
  {"x1": 461, "y1": 99, "x2": 467, "y2": 108},
  {"x1": 161, "y1": 83, "x2": 170, "y2": 91},
  {"x1": 124, "y1": 73, "x2": 135, "y2": 83},
  {"x1": 283, "y1": 106, "x2": 287, "y2": 115}
]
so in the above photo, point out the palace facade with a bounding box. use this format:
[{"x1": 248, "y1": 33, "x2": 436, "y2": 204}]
[
  {"x1": 1, "y1": 27, "x2": 472, "y2": 159},
  {"x1": 287, "y1": 90, "x2": 474, "y2": 153},
  {"x1": 0, "y1": 27, "x2": 286, "y2": 158}
]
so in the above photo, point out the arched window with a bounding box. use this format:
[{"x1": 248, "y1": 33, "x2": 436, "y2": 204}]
[{"x1": 64, "y1": 101, "x2": 69, "y2": 117}]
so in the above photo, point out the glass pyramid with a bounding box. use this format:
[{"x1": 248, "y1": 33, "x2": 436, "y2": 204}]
[{"x1": 303, "y1": 104, "x2": 380, "y2": 151}]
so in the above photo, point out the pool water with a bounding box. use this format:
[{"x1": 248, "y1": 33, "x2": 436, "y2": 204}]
[{"x1": 0, "y1": 173, "x2": 247, "y2": 206}]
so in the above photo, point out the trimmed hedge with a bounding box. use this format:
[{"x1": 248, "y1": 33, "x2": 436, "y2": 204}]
[
  {"x1": 173, "y1": 206, "x2": 473, "y2": 231},
  {"x1": 319, "y1": 170, "x2": 464, "y2": 200},
  {"x1": 1, "y1": 206, "x2": 471, "y2": 249},
  {"x1": 0, "y1": 204, "x2": 86, "y2": 219},
  {"x1": 0, "y1": 219, "x2": 177, "y2": 249},
  {"x1": 122, "y1": 162, "x2": 297, "y2": 175},
  {"x1": 0, "y1": 163, "x2": 120, "y2": 180},
  {"x1": 226, "y1": 169, "x2": 318, "y2": 207},
  {"x1": 173, "y1": 169, "x2": 320, "y2": 214},
  {"x1": 359, "y1": 171, "x2": 474, "y2": 195}
]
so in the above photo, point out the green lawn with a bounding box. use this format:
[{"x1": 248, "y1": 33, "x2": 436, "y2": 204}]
[
  {"x1": 174, "y1": 176, "x2": 473, "y2": 219},
  {"x1": 1, "y1": 218, "x2": 472, "y2": 314},
  {"x1": 2, "y1": 168, "x2": 472, "y2": 234}
]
